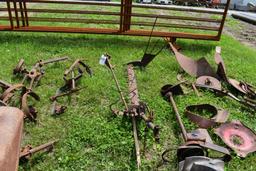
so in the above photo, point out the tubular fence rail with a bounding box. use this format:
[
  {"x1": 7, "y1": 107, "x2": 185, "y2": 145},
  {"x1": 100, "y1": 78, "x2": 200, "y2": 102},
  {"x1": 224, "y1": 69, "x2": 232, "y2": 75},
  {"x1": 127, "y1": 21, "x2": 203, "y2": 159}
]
[{"x1": 0, "y1": 0, "x2": 231, "y2": 40}]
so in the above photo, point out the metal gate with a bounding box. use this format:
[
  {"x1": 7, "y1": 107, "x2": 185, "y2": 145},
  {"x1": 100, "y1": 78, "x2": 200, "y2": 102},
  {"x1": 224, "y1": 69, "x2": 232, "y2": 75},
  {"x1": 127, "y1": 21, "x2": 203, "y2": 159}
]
[{"x1": 0, "y1": 0, "x2": 230, "y2": 40}]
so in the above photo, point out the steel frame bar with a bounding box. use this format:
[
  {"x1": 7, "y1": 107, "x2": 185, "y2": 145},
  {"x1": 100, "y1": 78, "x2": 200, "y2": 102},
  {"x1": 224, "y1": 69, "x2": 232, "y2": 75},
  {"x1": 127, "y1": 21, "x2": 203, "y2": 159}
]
[
  {"x1": 23, "y1": 2, "x2": 29, "y2": 26},
  {"x1": 0, "y1": 17, "x2": 220, "y2": 31},
  {"x1": 0, "y1": 25, "x2": 218, "y2": 40},
  {"x1": 6, "y1": 2, "x2": 13, "y2": 29},
  {"x1": 217, "y1": 0, "x2": 231, "y2": 38},
  {"x1": 0, "y1": 8, "x2": 222, "y2": 23},
  {"x1": 13, "y1": 1, "x2": 19, "y2": 28},
  {"x1": 18, "y1": 2, "x2": 25, "y2": 26},
  {"x1": 21, "y1": 1, "x2": 225, "y2": 15}
]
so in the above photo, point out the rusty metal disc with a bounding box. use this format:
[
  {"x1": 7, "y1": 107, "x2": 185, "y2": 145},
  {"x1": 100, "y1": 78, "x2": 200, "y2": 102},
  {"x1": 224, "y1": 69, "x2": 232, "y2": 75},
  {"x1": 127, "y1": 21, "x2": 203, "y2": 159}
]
[
  {"x1": 214, "y1": 120, "x2": 256, "y2": 157},
  {"x1": 196, "y1": 76, "x2": 222, "y2": 91}
]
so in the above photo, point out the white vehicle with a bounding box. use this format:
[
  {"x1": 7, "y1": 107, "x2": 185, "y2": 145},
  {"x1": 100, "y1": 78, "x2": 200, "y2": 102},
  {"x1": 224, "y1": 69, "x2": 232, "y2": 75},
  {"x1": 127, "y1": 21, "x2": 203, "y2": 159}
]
[
  {"x1": 221, "y1": 0, "x2": 256, "y2": 11},
  {"x1": 154, "y1": 0, "x2": 171, "y2": 4},
  {"x1": 247, "y1": 2, "x2": 256, "y2": 11},
  {"x1": 137, "y1": 0, "x2": 152, "y2": 4}
]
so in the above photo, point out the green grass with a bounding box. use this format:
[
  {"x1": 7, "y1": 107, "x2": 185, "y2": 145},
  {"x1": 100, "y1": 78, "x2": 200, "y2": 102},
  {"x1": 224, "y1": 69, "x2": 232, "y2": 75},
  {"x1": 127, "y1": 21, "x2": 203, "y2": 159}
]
[
  {"x1": 225, "y1": 17, "x2": 241, "y2": 29},
  {"x1": 0, "y1": 30, "x2": 255, "y2": 171},
  {"x1": 0, "y1": 3, "x2": 256, "y2": 171}
]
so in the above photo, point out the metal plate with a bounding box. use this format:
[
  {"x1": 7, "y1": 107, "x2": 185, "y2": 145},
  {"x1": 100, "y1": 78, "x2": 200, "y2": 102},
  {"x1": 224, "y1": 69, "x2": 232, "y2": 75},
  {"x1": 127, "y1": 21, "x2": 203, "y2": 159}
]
[
  {"x1": 0, "y1": 107, "x2": 24, "y2": 171},
  {"x1": 214, "y1": 120, "x2": 256, "y2": 157}
]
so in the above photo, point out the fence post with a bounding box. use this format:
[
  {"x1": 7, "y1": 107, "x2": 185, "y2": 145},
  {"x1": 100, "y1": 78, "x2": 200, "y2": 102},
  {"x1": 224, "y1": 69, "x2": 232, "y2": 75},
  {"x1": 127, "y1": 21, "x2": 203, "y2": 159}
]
[
  {"x1": 6, "y1": 1, "x2": 14, "y2": 29},
  {"x1": 217, "y1": 0, "x2": 231, "y2": 40}
]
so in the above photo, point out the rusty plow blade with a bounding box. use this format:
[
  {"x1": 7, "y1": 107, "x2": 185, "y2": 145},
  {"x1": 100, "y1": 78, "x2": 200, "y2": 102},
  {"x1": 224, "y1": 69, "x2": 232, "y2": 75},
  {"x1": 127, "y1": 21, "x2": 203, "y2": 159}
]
[
  {"x1": 127, "y1": 53, "x2": 158, "y2": 68},
  {"x1": 127, "y1": 17, "x2": 165, "y2": 68},
  {"x1": 168, "y1": 42, "x2": 218, "y2": 78}
]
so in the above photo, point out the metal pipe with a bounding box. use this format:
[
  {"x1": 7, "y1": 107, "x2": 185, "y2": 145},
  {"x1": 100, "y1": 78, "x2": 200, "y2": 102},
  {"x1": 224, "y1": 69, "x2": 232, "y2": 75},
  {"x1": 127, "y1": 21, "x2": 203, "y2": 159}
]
[
  {"x1": 168, "y1": 93, "x2": 188, "y2": 142},
  {"x1": 50, "y1": 88, "x2": 82, "y2": 101},
  {"x1": 0, "y1": 80, "x2": 11, "y2": 88},
  {"x1": 40, "y1": 56, "x2": 69, "y2": 66},
  {"x1": 64, "y1": 60, "x2": 80, "y2": 76},
  {"x1": 227, "y1": 92, "x2": 256, "y2": 110},
  {"x1": 107, "y1": 59, "x2": 128, "y2": 110},
  {"x1": 119, "y1": 0, "x2": 124, "y2": 32},
  {"x1": 71, "y1": 71, "x2": 76, "y2": 89},
  {"x1": 20, "y1": 140, "x2": 57, "y2": 158},
  {"x1": 131, "y1": 116, "x2": 141, "y2": 169},
  {"x1": 192, "y1": 83, "x2": 200, "y2": 97}
]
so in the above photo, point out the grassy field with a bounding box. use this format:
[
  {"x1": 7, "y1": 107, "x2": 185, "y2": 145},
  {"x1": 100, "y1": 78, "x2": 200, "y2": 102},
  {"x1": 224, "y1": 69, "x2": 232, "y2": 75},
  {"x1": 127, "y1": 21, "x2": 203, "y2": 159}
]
[{"x1": 0, "y1": 3, "x2": 256, "y2": 171}]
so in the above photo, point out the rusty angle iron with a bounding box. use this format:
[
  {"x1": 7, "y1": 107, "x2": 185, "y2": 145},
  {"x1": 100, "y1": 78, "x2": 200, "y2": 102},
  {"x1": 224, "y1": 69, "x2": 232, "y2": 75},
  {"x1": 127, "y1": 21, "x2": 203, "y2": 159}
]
[
  {"x1": 185, "y1": 104, "x2": 229, "y2": 129},
  {"x1": 214, "y1": 120, "x2": 256, "y2": 158}
]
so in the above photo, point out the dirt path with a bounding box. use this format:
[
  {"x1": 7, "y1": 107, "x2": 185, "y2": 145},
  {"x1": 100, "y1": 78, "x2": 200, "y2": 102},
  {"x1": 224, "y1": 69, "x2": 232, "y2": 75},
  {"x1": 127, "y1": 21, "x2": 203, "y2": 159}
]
[
  {"x1": 224, "y1": 18, "x2": 256, "y2": 48},
  {"x1": 153, "y1": 6, "x2": 256, "y2": 48}
]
